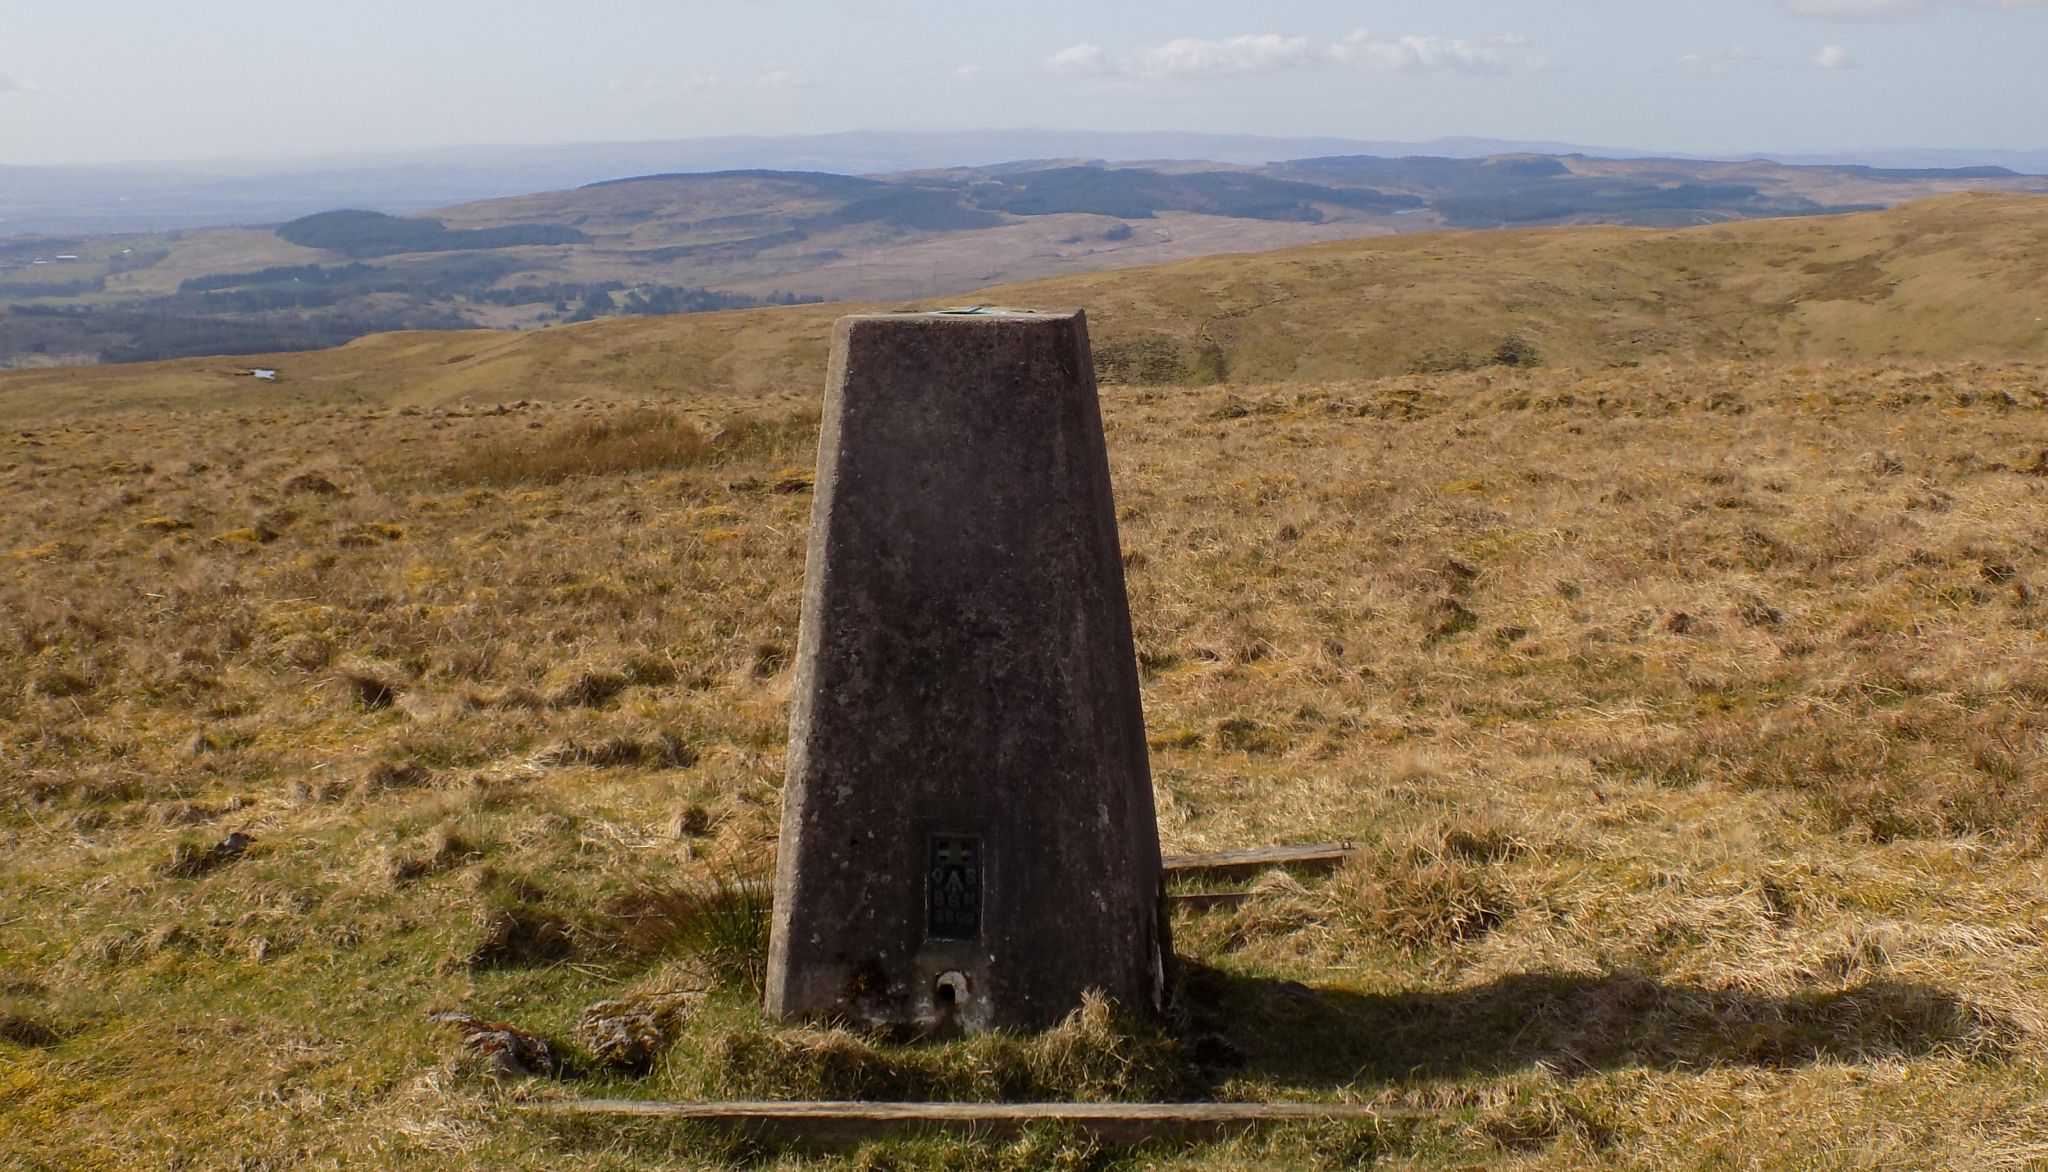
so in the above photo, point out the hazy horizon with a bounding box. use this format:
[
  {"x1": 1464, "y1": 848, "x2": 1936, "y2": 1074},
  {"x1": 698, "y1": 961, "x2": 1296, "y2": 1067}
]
[{"x1": 5, "y1": 1, "x2": 2047, "y2": 168}]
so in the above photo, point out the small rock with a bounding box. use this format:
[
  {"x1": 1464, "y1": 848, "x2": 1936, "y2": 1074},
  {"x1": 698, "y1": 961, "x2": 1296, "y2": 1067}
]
[
  {"x1": 573, "y1": 991, "x2": 704, "y2": 1074},
  {"x1": 161, "y1": 832, "x2": 253, "y2": 878},
  {"x1": 428, "y1": 1010, "x2": 557, "y2": 1080}
]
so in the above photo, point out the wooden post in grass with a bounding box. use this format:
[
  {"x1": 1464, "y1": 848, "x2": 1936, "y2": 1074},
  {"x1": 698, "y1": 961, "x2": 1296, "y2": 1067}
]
[{"x1": 765, "y1": 308, "x2": 1165, "y2": 1032}]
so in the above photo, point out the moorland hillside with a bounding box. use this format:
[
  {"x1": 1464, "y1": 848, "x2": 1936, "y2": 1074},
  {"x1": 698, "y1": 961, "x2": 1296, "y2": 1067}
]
[
  {"x1": 2, "y1": 192, "x2": 2042, "y2": 423},
  {"x1": 3, "y1": 156, "x2": 2041, "y2": 372},
  {"x1": 1, "y1": 196, "x2": 2045, "y2": 1168}
]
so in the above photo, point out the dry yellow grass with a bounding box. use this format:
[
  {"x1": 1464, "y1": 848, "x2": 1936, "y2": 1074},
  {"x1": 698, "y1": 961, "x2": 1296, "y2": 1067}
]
[{"x1": 3, "y1": 343, "x2": 2047, "y2": 1166}]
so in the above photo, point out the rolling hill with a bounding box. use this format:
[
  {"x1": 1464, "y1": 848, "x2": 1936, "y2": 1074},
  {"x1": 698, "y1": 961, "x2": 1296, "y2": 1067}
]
[
  {"x1": 3, "y1": 153, "x2": 2044, "y2": 371},
  {"x1": 4, "y1": 192, "x2": 2043, "y2": 421},
  {"x1": 8, "y1": 128, "x2": 2047, "y2": 238}
]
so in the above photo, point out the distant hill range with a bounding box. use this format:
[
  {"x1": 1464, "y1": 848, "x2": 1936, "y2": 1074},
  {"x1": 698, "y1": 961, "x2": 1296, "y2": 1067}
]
[
  {"x1": 6, "y1": 129, "x2": 2048, "y2": 237},
  {"x1": 2, "y1": 147, "x2": 2045, "y2": 370},
  {"x1": 4, "y1": 191, "x2": 2044, "y2": 419}
]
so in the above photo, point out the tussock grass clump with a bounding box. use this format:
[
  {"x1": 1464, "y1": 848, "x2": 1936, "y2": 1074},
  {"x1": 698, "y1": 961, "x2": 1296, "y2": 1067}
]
[
  {"x1": 532, "y1": 728, "x2": 696, "y2": 770},
  {"x1": 465, "y1": 869, "x2": 581, "y2": 968},
  {"x1": 545, "y1": 668, "x2": 631, "y2": 709},
  {"x1": 24, "y1": 665, "x2": 99, "y2": 699},
  {"x1": 608, "y1": 874, "x2": 772, "y2": 989},
  {"x1": 280, "y1": 471, "x2": 343, "y2": 497},
  {"x1": 1408, "y1": 332, "x2": 1544, "y2": 375},
  {"x1": 360, "y1": 758, "x2": 433, "y2": 794},
  {"x1": 442, "y1": 407, "x2": 707, "y2": 486},
  {"x1": 0, "y1": 1005, "x2": 66, "y2": 1049},
  {"x1": 711, "y1": 408, "x2": 822, "y2": 470},
  {"x1": 691, "y1": 993, "x2": 1198, "y2": 1104},
  {"x1": 1489, "y1": 332, "x2": 1543, "y2": 369},
  {"x1": 335, "y1": 663, "x2": 402, "y2": 709},
  {"x1": 437, "y1": 407, "x2": 819, "y2": 487},
  {"x1": 1336, "y1": 845, "x2": 1518, "y2": 951},
  {"x1": 468, "y1": 904, "x2": 578, "y2": 968},
  {"x1": 381, "y1": 822, "x2": 481, "y2": 886}
]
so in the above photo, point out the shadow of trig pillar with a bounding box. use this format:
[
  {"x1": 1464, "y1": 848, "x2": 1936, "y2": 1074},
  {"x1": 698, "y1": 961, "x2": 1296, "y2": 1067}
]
[{"x1": 765, "y1": 307, "x2": 1166, "y2": 1032}]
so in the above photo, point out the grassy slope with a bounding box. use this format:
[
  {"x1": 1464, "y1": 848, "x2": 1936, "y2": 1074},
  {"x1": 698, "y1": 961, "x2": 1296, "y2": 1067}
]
[
  {"x1": 2, "y1": 199, "x2": 2048, "y2": 1168},
  {"x1": 4, "y1": 365, "x2": 2046, "y2": 1169},
  {"x1": 3, "y1": 193, "x2": 2043, "y2": 422}
]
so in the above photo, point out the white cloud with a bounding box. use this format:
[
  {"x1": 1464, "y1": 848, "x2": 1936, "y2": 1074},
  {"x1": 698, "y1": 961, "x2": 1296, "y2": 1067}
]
[
  {"x1": 1785, "y1": 0, "x2": 2048, "y2": 15},
  {"x1": 1045, "y1": 30, "x2": 1528, "y2": 81},
  {"x1": 1133, "y1": 34, "x2": 1311, "y2": 78},
  {"x1": 1044, "y1": 42, "x2": 1111, "y2": 76},
  {"x1": 1327, "y1": 30, "x2": 1509, "y2": 74},
  {"x1": 1813, "y1": 44, "x2": 1862, "y2": 67},
  {"x1": 754, "y1": 67, "x2": 804, "y2": 88},
  {"x1": 952, "y1": 64, "x2": 987, "y2": 81}
]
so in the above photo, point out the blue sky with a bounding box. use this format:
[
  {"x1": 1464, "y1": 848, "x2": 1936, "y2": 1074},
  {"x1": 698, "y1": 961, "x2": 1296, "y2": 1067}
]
[{"x1": 1, "y1": 0, "x2": 2044, "y2": 165}]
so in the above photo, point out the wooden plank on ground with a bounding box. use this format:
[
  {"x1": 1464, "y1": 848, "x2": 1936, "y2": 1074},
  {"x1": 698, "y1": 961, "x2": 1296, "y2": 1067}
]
[
  {"x1": 714, "y1": 846, "x2": 1353, "y2": 910},
  {"x1": 1162, "y1": 842, "x2": 1357, "y2": 880},
  {"x1": 539, "y1": 1099, "x2": 1405, "y2": 1146}
]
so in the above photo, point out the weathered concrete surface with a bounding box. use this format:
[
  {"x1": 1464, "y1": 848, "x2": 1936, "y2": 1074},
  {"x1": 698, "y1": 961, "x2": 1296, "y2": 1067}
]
[{"x1": 765, "y1": 307, "x2": 1165, "y2": 1032}]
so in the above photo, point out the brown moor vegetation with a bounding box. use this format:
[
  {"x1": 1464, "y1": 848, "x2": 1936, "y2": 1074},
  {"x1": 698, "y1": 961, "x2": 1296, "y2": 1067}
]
[{"x1": 2, "y1": 195, "x2": 2047, "y2": 1168}]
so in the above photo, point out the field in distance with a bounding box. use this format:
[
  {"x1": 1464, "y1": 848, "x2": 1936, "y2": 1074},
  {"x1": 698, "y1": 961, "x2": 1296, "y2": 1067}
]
[
  {"x1": 0, "y1": 202, "x2": 2045, "y2": 1167},
  {"x1": 1, "y1": 152, "x2": 2042, "y2": 370}
]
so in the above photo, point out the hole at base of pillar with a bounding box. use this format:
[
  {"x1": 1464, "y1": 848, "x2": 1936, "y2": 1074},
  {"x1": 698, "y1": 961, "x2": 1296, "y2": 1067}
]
[{"x1": 934, "y1": 971, "x2": 969, "y2": 1007}]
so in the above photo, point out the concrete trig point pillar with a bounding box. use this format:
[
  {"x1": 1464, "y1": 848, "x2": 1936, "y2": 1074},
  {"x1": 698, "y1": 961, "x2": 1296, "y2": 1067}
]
[{"x1": 765, "y1": 307, "x2": 1166, "y2": 1032}]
